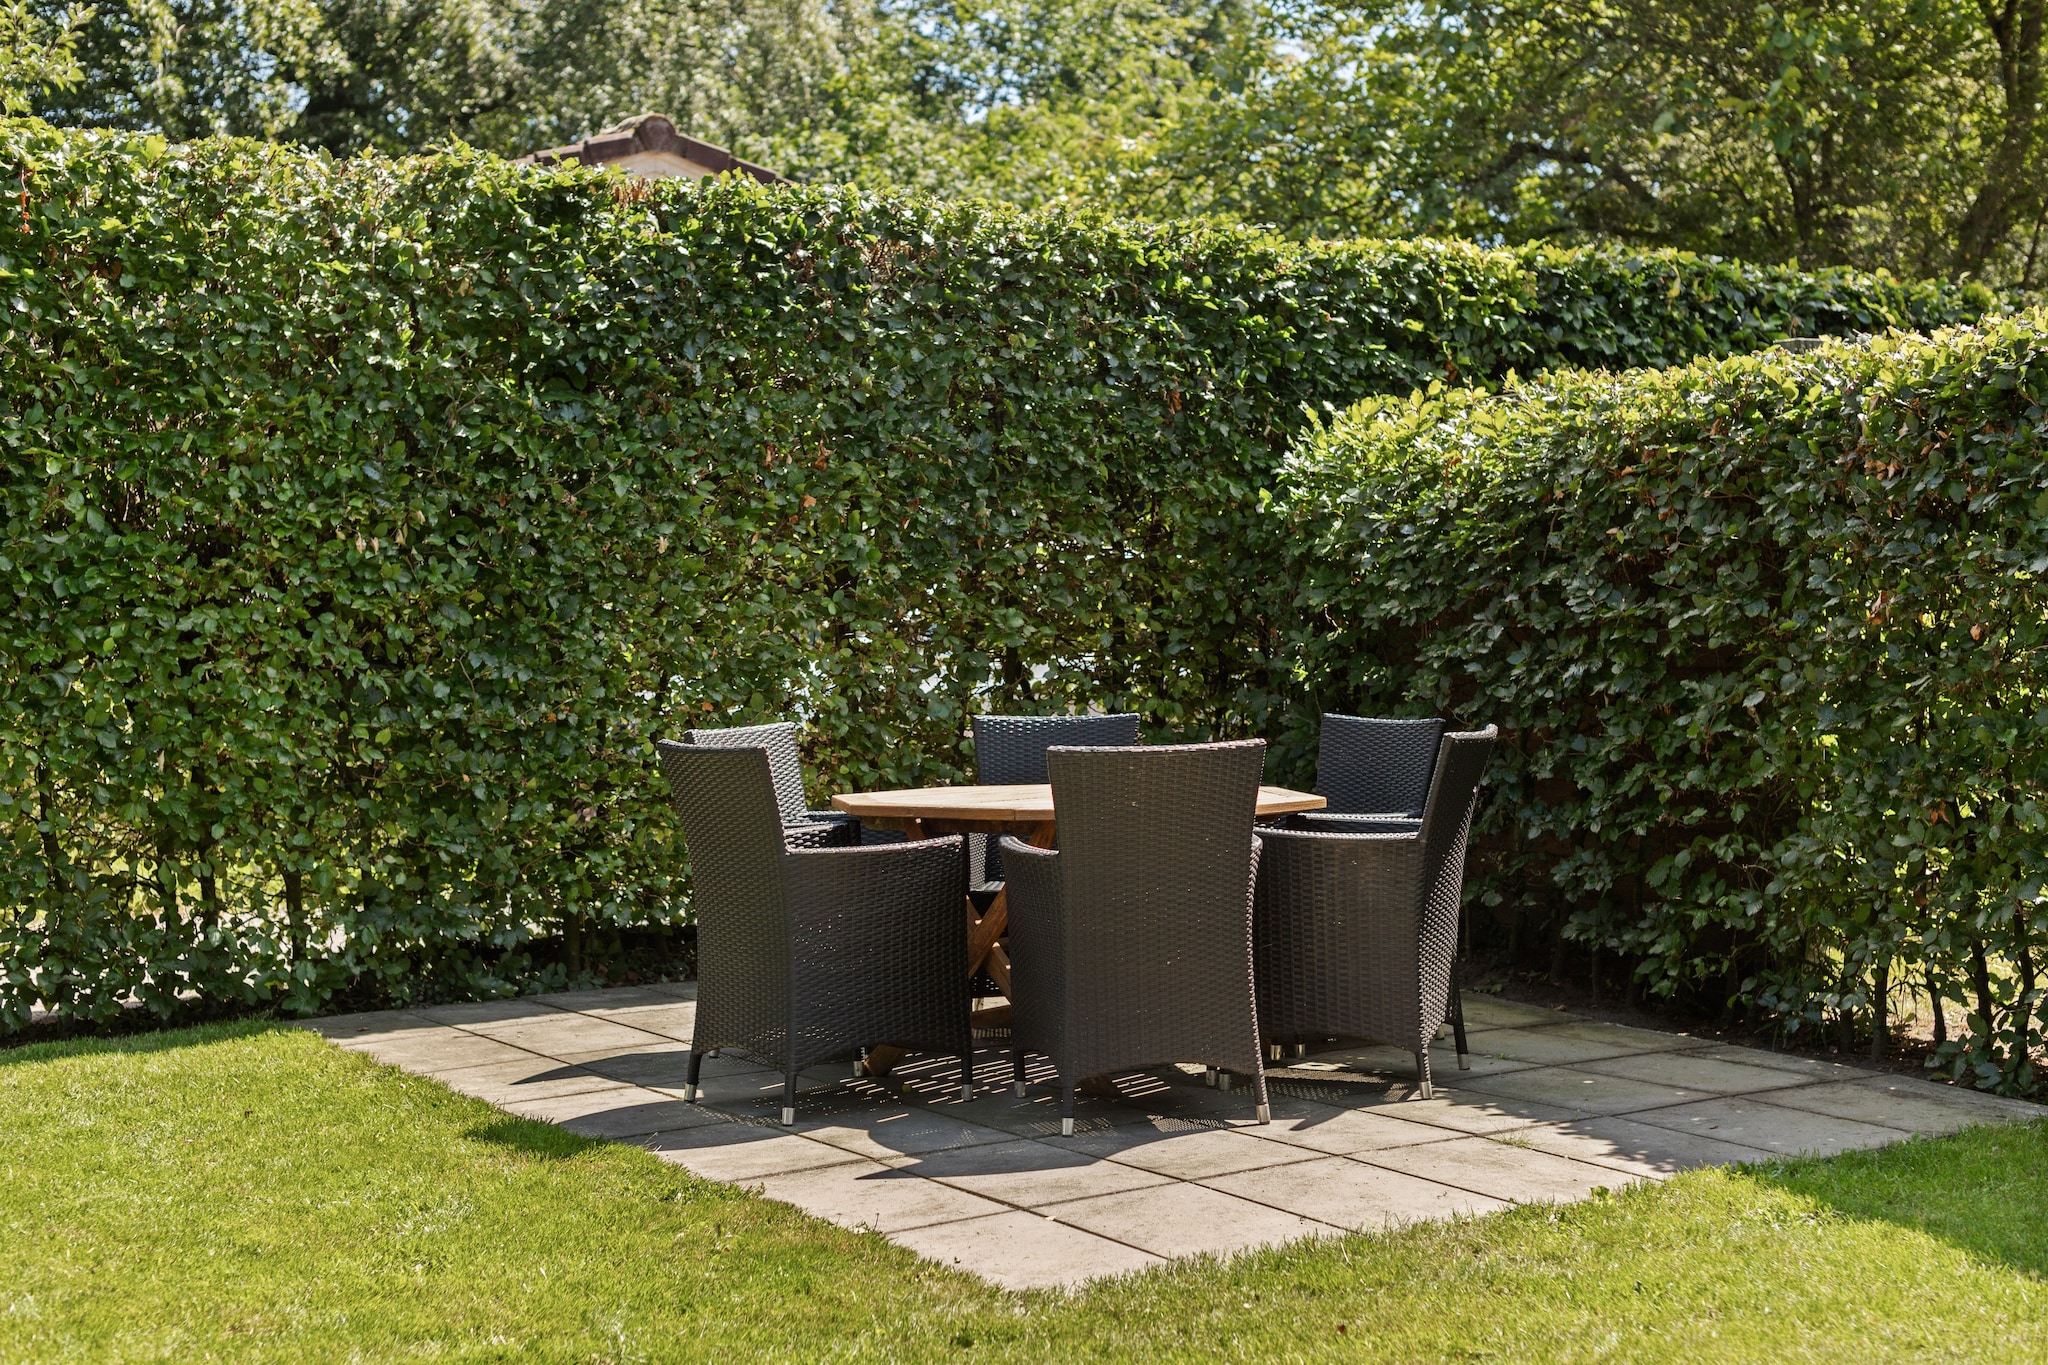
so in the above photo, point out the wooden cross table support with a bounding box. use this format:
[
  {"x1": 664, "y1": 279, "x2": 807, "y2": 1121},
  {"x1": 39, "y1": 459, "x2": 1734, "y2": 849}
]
[{"x1": 830, "y1": 782, "x2": 1326, "y2": 1079}]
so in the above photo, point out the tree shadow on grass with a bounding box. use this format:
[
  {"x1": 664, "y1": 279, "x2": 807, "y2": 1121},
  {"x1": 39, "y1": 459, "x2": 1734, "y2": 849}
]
[
  {"x1": 1748, "y1": 1117, "x2": 2048, "y2": 1276},
  {"x1": 462, "y1": 1114, "x2": 613, "y2": 1160}
]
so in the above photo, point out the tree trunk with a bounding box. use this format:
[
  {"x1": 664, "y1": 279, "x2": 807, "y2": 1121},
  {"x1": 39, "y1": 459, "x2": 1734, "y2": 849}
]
[
  {"x1": 1952, "y1": 0, "x2": 2047, "y2": 275},
  {"x1": 1869, "y1": 957, "x2": 1889, "y2": 1060},
  {"x1": 284, "y1": 868, "x2": 307, "y2": 966},
  {"x1": 1971, "y1": 938, "x2": 2000, "y2": 1044},
  {"x1": 1927, "y1": 966, "x2": 1949, "y2": 1045}
]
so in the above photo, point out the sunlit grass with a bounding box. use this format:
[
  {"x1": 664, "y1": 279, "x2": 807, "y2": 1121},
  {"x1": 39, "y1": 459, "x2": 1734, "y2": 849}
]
[{"x1": 3, "y1": 1022, "x2": 2043, "y2": 1363}]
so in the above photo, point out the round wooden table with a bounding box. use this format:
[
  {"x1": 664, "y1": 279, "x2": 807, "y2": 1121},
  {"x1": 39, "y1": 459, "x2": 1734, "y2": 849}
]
[{"x1": 830, "y1": 782, "x2": 1326, "y2": 1076}]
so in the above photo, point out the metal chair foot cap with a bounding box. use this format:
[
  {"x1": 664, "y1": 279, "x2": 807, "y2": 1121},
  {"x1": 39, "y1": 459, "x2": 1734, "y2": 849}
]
[
  {"x1": 781, "y1": 1107, "x2": 795, "y2": 1126},
  {"x1": 1256, "y1": 1104, "x2": 1271, "y2": 1124},
  {"x1": 1060, "y1": 1118, "x2": 1074, "y2": 1137},
  {"x1": 684, "y1": 1086, "x2": 698, "y2": 1103},
  {"x1": 1011, "y1": 1082, "x2": 1026, "y2": 1098},
  {"x1": 959, "y1": 1085, "x2": 972, "y2": 1103},
  {"x1": 1204, "y1": 1067, "x2": 1217, "y2": 1088},
  {"x1": 1457, "y1": 1057, "x2": 1470, "y2": 1070},
  {"x1": 1218, "y1": 1072, "x2": 1233, "y2": 1092}
]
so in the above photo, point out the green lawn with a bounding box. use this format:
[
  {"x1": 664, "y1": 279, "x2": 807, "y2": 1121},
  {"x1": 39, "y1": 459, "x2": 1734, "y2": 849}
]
[{"x1": 3, "y1": 1023, "x2": 2044, "y2": 1363}]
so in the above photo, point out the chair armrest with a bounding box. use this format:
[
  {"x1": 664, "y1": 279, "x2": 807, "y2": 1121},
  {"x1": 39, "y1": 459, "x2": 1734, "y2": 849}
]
[
  {"x1": 781, "y1": 835, "x2": 967, "y2": 930},
  {"x1": 1288, "y1": 813, "x2": 1422, "y2": 835}
]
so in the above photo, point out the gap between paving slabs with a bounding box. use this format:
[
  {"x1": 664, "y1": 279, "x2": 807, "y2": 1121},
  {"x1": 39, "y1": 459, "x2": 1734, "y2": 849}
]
[{"x1": 301, "y1": 985, "x2": 2047, "y2": 1291}]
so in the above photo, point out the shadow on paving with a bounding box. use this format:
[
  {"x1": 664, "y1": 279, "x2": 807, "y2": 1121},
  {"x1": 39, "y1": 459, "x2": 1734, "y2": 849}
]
[{"x1": 1748, "y1": 1116, "x2": 2048, "y2": 1277}]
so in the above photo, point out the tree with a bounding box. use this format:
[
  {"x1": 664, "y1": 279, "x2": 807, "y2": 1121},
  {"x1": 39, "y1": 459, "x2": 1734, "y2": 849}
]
[{"x1": 2, "y1": 0, "x2": 87, "y2": 115}]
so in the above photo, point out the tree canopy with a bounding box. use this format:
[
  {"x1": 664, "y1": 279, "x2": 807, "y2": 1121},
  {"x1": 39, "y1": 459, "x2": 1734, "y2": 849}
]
[{"x1": 14, "y1": 0, "x2": 2048, "y2": 282}]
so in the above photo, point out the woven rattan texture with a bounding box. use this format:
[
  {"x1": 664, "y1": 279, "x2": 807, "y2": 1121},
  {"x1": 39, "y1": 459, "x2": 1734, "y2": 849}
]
[
  {"x1": 685, "y1": 721, "x2": 885, "y2": 846},
  {"x1": 1254, "y1": 727, "x2": 1496, "y2": 1091},
  {"x1": 1315, "y1": 716, "x2": 1447, "y2": 818},
  {"x1": 656, "y1": 742, "x2": 972, "y2": 1099},
  {"x1": 969, "y1": 713, "x2": 1141, "y2": 886},
  {"x1": 1002, "y1": 740, "x2": 1269, "y2": 1119}
]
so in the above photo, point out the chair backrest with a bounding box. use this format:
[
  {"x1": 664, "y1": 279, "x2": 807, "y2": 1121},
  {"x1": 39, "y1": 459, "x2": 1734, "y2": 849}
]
[
  {"x1": 1412, "y1": 726, "x2": 1497, "y2": 994},
  {"x1": 655, "y1": 740, "x2": 791, "y2": 1039},
  {"x1": 1316, "y1": 715, "x2": 1447, "y2": 817},
  {"x1": 1046, "y1": 740, "x2": 1265, "y2": 1058},
  {"x1": 972, "y1": 713, "x2": 1142, "y2": 785},
  {"x1": 685, "y1": 721, "x2": 809, "y2": 825}
]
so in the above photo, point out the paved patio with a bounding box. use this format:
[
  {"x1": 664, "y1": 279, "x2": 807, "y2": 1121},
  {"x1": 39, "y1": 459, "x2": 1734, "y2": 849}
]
[{"x1": 302, "y1": 984, "x2": 2043, "y2": 1290}]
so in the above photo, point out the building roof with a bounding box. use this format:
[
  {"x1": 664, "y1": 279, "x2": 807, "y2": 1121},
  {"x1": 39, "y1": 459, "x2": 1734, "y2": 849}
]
[{"x1": 514, "y1": 114, "x2": 784, "y2": 184}]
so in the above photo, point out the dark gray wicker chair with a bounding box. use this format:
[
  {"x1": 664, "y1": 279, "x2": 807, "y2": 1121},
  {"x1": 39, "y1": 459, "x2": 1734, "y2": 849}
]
[
  {"x1": 1294, "y1": 715, "x2": 1447, "y2": 831},
  {"x1": 682, "y1": 720, "x2": 899, "y2": 848},
  {"x1": 1254, "y1": 726, "x2": 1496, "y2": 1098},
  {"x1": 968, "y1": 713, "x2": 1141, "y2": 890},
  {"x1": 1000, "y1": 739, "x2": 1269, "y2": 1135},
  {"x1": 657, "y1": 740, "x2": 973, "y2": 1125}
]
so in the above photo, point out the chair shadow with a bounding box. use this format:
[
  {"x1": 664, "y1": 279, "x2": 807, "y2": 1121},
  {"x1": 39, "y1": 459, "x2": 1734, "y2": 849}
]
[{"x1": 1743, "y1": 1116, "x2": 2048, "y2": 1277}]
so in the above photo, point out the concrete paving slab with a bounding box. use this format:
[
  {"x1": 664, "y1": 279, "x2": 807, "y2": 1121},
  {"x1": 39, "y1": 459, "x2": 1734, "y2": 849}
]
[
  {"x1": 1366, "y1": 1134, "x2": 1641, "y2": 1203},
  {"x1": 1459, "y1": 996, "x2": 1575, "y2": 1029},
  {"x1": 500, "y1": 1086, "x2": 722, "y2": 1140},
  {"x1": 342, "y1": 1026, "x2": 536, "y2": 1074},
  {"x1": 752, "y1": 1160, "x2": 1013, "y2": 1233},
  {"x1": 1451, "y1": 1065, "x2": 1723, "y2": 1116},
  {"x1": 1574, "y1": 1049, "x2": 1826, "y2": 1096},
  {"x1": 432, "y1": 1056, "x2": 628, "y2": 1105},
  {"x1": 890, "y1": 1210, "x2": 1164, "y2": 1290},
  {"x1": 1462, "y1": 1023, "x2": 1706, "y2": 1068},
  {"x1": 1627, "y1": 1095, "x2": 1909, "y2": 1156},
  {"x1": 1052, "y1": 1125, "x2": 1321, "y2": 1180},
  {"x1": 1759, "y1": 1076, "x2": 2043, "y2": 1133},
  {"x1": 312, "y1": 982, "x2": 2028, "y2": 1290},
  {"x1": 574, "y1": 1001, "x2": 698, "y2": 1041},
  {"x1": 1512, "y1": 1116, "x2": 1775, "y2": 1177},
  {"x1": 566, "y1": 1045, "x2": 698, "y2": 1089},
  {"x1": 1204, "y1": 1155, "x2": 1511, "y2": 1230},
  {"x1": 1252, "y1": 1105, "x2": 1469, "y2": 1157},
  {"x1": 800, "y1": 1109, "x2": 1018, "y2": 1163},
  {"x1": 462, "y1": 1012, "x2": 668, "y2": 1056},
  {"x1": 907, "y1": 1138, "x2": 1174, "y2": 1208},
  {"x1": 641, "y1": 1124, "x2": 869, "y2": 1183},
  {"x1": 1045, "y1": 1181, "x2": 1338, "y2": 1260},
  {"x1": 415, "y1": 999, "x2": 560, "y2": 1026}
]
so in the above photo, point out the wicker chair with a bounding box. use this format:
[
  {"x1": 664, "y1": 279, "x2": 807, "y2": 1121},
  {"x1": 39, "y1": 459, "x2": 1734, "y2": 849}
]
[
  {"x1": 656, "y1": 740, "x2": 973, "y2": 1125},
  {"x1": 1254, "y1": 726, "x2": 1496, "y2": 1098},
  {"x1": 1000, "y1": 739, "x2": 1269, "y2": 1135},
  {"x1": 1294, "y1": 715, "x2": 1446, "y2": 831},
  {"x1": 968, "y1": 713, "x2": 1140, "y2": 890},
  {"x1": 682, "y1": 721, "x2": 899, "y2": 848}
]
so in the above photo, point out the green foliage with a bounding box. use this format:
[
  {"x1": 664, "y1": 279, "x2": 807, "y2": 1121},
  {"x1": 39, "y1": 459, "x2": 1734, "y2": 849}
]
[
  {"x1": 0, "y1": 120, "x2": 1995, "y2": 1029},
  {"x1": 1, "y1": 0, "x2": 86, "y2": 116},
  {"x1": 1284, "y1": 311, "x2": 2048, "y2": 1091}
]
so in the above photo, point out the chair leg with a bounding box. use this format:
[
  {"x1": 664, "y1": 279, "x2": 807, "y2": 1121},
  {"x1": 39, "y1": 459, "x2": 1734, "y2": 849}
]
[
  {"x1": 1252, "y1": 1067, "x2": 1271, "y2": 1125},
  {"x1": 1011, "y1": 1045, "x2": 1027, "y2": 1098},
  {"x1": 1204, "y1": 1066, "x2": 1218, "y2": 1088},
  {"x1": 1218, "y1": 1070, "x2": 1233, "y2": 1092},
  {"x1": 685, "y1": 1047, "x2": 705, "y2": 1103},
  {"x1": 1414, "y1": 1046, "x2": 1434, "y2": 1101},
  {"x1": 782, "y1": 1070, "x2": 797, "y2": 1127},
  {"x1": 1449, "y1": 959, "x2": 1471, "y2": 1070},
  {"x1": 960, "y1": 1047, "x2": 974, "y2": 1103},
  {"x1": 1060, "y1": 1081, "x2": 1076, "y2": 1137}
]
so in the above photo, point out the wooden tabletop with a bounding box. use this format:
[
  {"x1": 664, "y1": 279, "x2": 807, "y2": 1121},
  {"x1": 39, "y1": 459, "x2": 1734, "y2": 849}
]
[{"x1": 831, "y1": 782, "x2": 1325, "y2": 834}]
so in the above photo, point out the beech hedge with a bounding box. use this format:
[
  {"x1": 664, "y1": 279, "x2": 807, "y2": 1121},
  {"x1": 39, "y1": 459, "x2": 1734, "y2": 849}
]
[
  {"x1": 1284, "y1": 313, "x2": 2048, "y2": 1092},
  {"x1": 0, "y1": 119, "x2": 2002, "y2": 1033}
]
